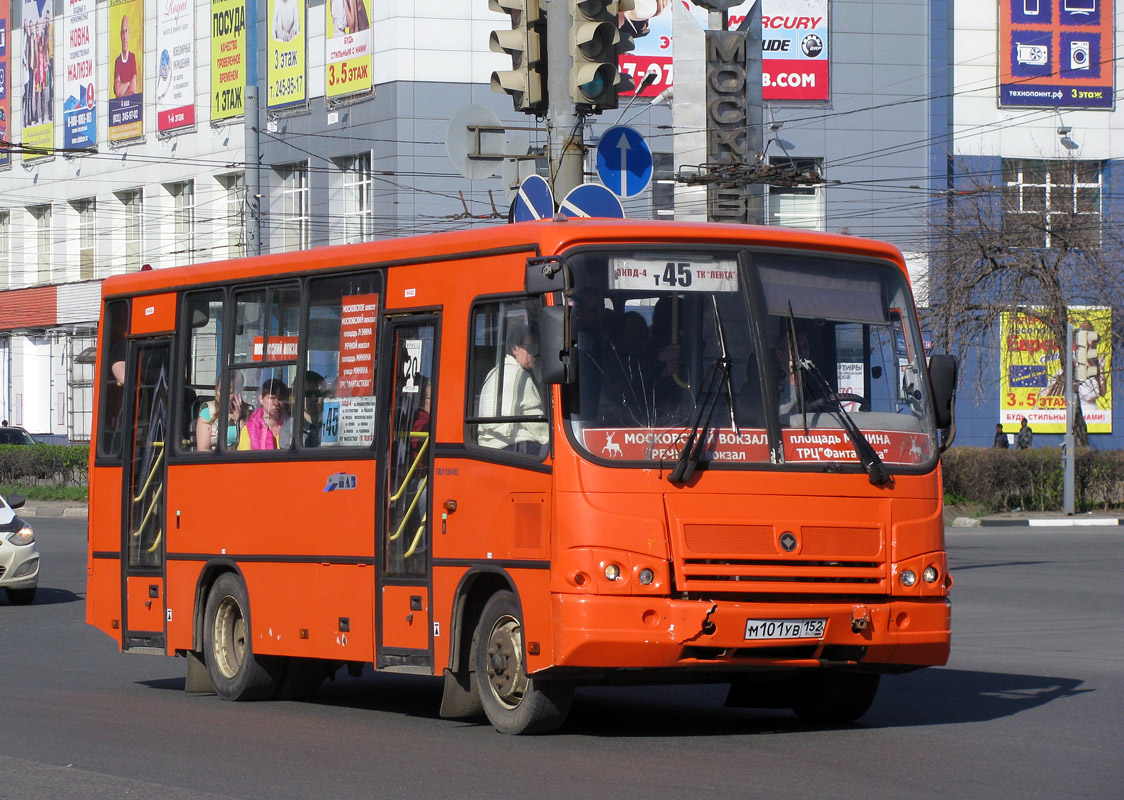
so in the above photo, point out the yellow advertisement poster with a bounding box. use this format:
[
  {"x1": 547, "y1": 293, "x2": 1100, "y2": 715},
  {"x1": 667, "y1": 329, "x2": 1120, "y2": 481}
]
[
  {"x1": 1000, "y1": 307, "x2": 1112, "y2": 434},
  {"x1": 267, "y1": 0, "x2": 305, "y2": 109},
  {"x1": 211, "y1": 0, "x2": 245, "y2": 120},
  {"x1": 325, "y1": 0, "x2": 370, "y2": 98},
  {"x1": 108, "y1": 0, "x2": 143, "y2": 141}
]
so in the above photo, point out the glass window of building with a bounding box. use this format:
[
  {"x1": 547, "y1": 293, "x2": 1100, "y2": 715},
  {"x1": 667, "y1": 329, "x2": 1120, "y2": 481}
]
[
  {"x1": 1002, "y1": 159, "x2": 1103, "y2": 248},
  {"x1": 766, "y1": 157, "x2": 825, "y2": 230},
  {"x1": 74, "y1": 198, "x2": 96, "y2": 281},
  {"x1": 116, "y1": 189, "x2": 143, "y2": 272},
  {"x1": 31, "y1": 205, "x2": 52, "y2": 284},
  {"x1": 279, "y1": 163, "x2": 309, "y2": 251},
  {"x1": 218, "y1": 172, "x2": 245, "y2": 259},
  {"x1": 652, "y1": 152, "x2": 675, "y2": 219},
  {"x1": 340, "y1": 153, "x2": 373, "y2": 244},
  {"x1": 167, "y1": 181, "x2": 195, "y2": 267},
  {"x1": 0, "y1": 211, "x2": 9, "y2": 289}
]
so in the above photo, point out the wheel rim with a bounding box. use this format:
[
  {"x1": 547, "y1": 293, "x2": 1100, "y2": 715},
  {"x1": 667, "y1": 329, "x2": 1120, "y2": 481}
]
[
  {"x1": 484, "y1": 614, "x2": 528, "y2": 710},
  {"x1": 213, "y1": 595, "x2": 246, "y2": 680}
]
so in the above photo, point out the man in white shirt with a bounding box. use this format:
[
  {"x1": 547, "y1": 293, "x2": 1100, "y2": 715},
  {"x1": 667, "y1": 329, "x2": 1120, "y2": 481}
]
[{"x1": 477, "y1": 323, "x2": 549, "y2": 455}]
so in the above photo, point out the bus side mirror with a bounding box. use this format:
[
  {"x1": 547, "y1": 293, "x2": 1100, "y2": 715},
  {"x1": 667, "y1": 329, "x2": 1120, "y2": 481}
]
[
  {"x1": 525, "y1": 257, "x2": 569, "y2": 294},
  {"x1": 538, "y1": 305, "x2": 575, "y2": 385},
  {"x1": 928, "y1": 354, "x2": 957, "y2": 429}
]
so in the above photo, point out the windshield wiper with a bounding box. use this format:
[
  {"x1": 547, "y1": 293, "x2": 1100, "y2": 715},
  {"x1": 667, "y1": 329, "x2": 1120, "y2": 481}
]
[
  {"x1": 786, "y1": 308, "x2": 891, "y2": 487},
  {"x1": 668, "y1": 298, "x2": 737, "y2": 484}
]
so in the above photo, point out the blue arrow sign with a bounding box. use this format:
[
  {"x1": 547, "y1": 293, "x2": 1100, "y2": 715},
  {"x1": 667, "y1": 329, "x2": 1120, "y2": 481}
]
[
  {"x1": 558, "y1": 184, "x2": 625, "y2": 219},
  {"x1": 596, "y1": 126, "x2": 653, "y2": 198},
  {"x1": 511, "y1": 174, "x2": 555, "y2": 223}
]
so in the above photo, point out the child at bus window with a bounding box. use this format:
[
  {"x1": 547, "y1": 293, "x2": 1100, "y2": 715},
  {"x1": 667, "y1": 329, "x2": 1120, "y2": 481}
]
[
  {"x1": 476, "y1": 323, "x2": 549, "y2": 455},
  {"x1": 196, "y1": 372, "x2": 246, "y2": 451},
  {"x1": 238, "y1": 378, "x2": 292, "y2": 450}
]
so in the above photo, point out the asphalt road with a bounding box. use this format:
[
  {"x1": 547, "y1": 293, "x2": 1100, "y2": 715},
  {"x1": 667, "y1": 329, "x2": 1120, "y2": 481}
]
[{"x1": 0, "y1": 518, "x2": 1120, "y2": 800}]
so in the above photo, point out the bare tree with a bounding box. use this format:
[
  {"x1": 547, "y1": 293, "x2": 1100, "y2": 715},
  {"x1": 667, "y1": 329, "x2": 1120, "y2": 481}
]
[{"x1": 925, "y1": 156, "x2": 1124, "y2": 446}]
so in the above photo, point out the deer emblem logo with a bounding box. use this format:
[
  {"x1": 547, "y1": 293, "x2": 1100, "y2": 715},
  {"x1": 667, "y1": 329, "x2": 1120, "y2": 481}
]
[{"x1": 602, "y1": 432, "x2": 622, "y2": 458}]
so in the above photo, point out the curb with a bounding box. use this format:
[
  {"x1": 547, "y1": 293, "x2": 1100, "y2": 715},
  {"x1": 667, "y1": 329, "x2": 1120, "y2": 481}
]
[
  {"x1": 18, "y1": 506, "x2": 88, "y2": 518},
  {"x1": 953, "y1": 516, "x2": 1124, "y2": 528}
]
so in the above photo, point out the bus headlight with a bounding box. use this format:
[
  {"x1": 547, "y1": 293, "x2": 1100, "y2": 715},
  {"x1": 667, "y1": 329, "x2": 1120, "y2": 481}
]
[
  {"x1": 900, "y1": 569, "x2": 917, "y2": 588},
  {"x1": 923, "y1": 566, "x2": 939, "y2": 584},
  {"x1": 604, "y1": 563, "x2": 622, "y2": 581},
  {"x1": 638, "y1": 568, "x2": 654, "y2": 585}
]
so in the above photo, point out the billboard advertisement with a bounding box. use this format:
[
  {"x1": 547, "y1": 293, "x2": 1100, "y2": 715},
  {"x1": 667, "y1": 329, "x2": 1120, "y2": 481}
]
[
  {"x1": 325, "y1": 0, "x2": 371, "y2": 98},
  {"x1": 63, "y1": 0, "x2": 95, "y2": 149},
  {"x1": 0, "y1": 0, "x2": 10, "y2": 168},
  {"x1": 108, "y1": 0, "x2": 142, "y2": 142},
  {"x1": 998, "y1": 0, "x2": 1114, "y2": 109},
  {"x1": 267, "y1": 0, "x2": 305, "y2": 109},
  {"x1": 211, "y1": 0, "x2": 246, "y2": 120},
  {"x1": 619, "y1": 0, "x2": 829, "y2": 102},
  {"x1": 1000, "y1": 307, "x2": 1112, "y2": 434},
  {"x1": 156, "y1": 0, "x2": 195, "y2": 132},
  {"x1": 20, "y1": 0, "x2": 52, "y2": 162}
]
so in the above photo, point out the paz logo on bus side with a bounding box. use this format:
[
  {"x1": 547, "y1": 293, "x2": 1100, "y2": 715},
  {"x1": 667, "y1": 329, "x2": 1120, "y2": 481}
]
[{"x1": 324, "y1": 473, "x2": 358, "y2": 492}]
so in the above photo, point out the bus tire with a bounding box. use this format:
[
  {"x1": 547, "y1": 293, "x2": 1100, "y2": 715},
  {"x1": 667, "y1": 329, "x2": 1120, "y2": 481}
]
[
  {"x1": 474, "y1": 590, "x2": 572, "y2": 735},
  {"x1": 203, "y1": 573, "x2": 283, "y2": 701},
  {"x1": 790, "y1": 670, "x2": 880, "y2": 724}
]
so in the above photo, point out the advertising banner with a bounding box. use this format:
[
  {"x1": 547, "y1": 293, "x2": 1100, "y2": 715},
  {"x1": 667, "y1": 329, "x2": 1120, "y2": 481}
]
[
  {"x1": 63, "y1": 0, "x2": 94, "y2": 149},
  {"x1": 1000, "y1": 307, "x2": 1112, "y2": 434},
  {"x1": 998, "y1": 0, "x2": 1115, "y2": 109},
  {"x1": 108, "y1": 0, "x2": 142, "y2": 142},
  {"x1": 156, "y1": 0, "x2": 195, "y2": 132},
  {"x1": 0, "y1": 0, "x2": 10, "y2": 168},
  {"x1": 20, "y1": 0, "x2": 52, "y2": 162},
  {"x1": 211, "y1": 0, "x2": 246, "y2": 120},
  {"x1": 619, "y1": 0, "x2": 828, "y2": 102},
  {"x1": 325, "y1": 0, "x2": 370, "y2": 98},
  {"x1": 267, "y1": 0, "x2": 305, "y2": 109}
]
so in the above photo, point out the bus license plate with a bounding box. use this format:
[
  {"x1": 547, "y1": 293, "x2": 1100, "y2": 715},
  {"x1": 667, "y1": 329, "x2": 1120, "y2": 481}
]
[{"x1": 744, "y1": 618, "x2": 826, "y2": 640}]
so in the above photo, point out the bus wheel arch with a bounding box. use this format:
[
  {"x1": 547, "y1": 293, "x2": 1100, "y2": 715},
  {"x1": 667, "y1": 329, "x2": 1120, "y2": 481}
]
[
  {"x1": 202, "y1": 571, "x2": 285, "y2": 701},
  {"x1": 439, "y1": 569, "x2": 513, "y2": 719},
  {"x1": 473, "y1": 589, "x2": 573, "y2": 734}
]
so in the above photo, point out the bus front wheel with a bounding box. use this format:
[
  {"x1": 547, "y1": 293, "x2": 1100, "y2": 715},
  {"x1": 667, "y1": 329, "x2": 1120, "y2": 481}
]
[
  {"x1": 203, "y1": 573, "x2": 283, "y2": 701},
  {"x1": 474, "y1": 590, "x2": 572, "y2": 735},
  {"x1": 790, "y1": 670, "x2": 880, "y2": 724}
]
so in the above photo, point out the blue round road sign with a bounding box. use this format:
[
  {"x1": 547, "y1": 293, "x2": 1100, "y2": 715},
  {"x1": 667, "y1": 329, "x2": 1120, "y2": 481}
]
[
  {"x1": 511, "y1": 174, "x2": 555, "y2": 223},
  {"x1": 558, "y1": 184, "x2": 625, "y2": 219},
  {"x1": 596, "y1": 126, "x2": 653, "y2": 198}
]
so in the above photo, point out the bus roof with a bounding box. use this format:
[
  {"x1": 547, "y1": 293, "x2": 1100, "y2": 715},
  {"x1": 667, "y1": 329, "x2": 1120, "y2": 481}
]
[{"x1": 99, "y1": 218, "x2": 908, "y2": 300}]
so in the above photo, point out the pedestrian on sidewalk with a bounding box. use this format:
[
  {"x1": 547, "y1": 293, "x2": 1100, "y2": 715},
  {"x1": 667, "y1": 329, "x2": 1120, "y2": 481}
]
[
  {"x1": 993, "y1": 423, "x2": 1009, "y2": 449},
  {"x1": 1016, "y1": 417, "x2": 1033, "y2": 449}
]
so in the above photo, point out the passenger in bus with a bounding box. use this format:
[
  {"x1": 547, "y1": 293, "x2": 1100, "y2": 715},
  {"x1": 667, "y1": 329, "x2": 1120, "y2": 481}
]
[
  {"x1": 196, "y1": 372, "x2": 247, "y2": 451},
  {"x1": 477, "y1": 323, "x2": 549, "y2": 455},
  {"x1": 301, "y1": 371, "x2": 326, "y2": 447},
  {"x1": 237, "y1": 378, "x2": 292, "y2": 450}
]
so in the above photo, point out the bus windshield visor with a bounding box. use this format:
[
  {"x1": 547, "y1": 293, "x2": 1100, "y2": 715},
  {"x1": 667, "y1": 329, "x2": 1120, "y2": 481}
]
[{"x1": 564, "y1": 248, "x2": 938, "y2": 471}]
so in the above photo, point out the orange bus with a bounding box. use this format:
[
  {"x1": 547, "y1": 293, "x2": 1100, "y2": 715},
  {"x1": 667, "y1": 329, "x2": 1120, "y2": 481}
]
[{"x1": 87, "y1": 219, "x2": 957, "y2": 734}]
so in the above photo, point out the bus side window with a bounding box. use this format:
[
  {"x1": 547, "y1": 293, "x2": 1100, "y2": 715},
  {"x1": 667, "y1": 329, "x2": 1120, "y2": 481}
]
[
  {"x1": 228, "y1": 285, "x2": 301, "y2": 453},
  {"x1": 466, "y1": 299, "x2": 549, "y2": 458},
  {"x1": 181, "y1": 290, "x2": 227, "y2": 453},
  {"x1": 302, "y1": 274, "x2": 381, "y2": 448},
  {"x1": 96, "y1": 299, "x2": 129, "y2": 461}
]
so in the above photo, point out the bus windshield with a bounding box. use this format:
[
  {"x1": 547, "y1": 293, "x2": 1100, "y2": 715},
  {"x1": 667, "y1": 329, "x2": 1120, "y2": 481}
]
[{"x1": 564, "y1": 247, "x2": 938, "y2": 472}]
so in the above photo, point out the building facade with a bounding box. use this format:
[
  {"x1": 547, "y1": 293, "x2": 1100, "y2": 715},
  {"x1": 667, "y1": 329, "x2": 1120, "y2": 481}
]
[{"x1": 1, "y1": 0, "x2": 1114, "y2": 448}]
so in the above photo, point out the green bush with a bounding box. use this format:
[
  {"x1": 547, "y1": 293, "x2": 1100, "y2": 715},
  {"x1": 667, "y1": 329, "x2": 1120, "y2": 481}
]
[
  {"x1": 0, "y1": 444, "x2": 89, "y2": 487},
  {"x1": 942, "y1": 446, "x2": 1124, "y2": 512}
]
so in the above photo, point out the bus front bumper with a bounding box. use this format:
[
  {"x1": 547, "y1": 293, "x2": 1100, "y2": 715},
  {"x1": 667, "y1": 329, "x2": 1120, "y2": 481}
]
[{"x1": 549, "y1": 594, "x2": 950, "y2": 671}]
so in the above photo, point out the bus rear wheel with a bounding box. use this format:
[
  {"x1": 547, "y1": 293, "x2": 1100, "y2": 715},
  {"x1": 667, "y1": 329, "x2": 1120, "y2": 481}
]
[
  {"x1": 474, "y1": 591, "x2": 572, "y2": 735},
  {"x1": 790, "y1": 670, "x2": 880, "y2": 724},
  {"x1": 204, "y1": 573, "x2": 283, "y2": 701}
]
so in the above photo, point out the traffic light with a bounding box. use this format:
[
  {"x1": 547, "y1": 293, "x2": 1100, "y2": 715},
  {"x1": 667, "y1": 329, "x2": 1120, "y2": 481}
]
[
  {"x1": 489, "y1": 0, "x2": 548, "y2": 114},
  {"x1": 570, "y1": 0, "x2": 634, "y2": 112}
]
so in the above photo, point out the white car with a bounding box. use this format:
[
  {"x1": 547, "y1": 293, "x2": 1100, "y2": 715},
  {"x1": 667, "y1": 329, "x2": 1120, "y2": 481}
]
[{"x1": 0, "y1": 494, "x2": 38, "y2": 604}]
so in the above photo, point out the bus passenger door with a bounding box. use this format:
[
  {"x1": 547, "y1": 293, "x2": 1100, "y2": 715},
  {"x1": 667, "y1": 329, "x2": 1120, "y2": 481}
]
[
  {"x1": 121, "y1": 339, "x2": 171, "y2": 652},
  {"x1": 377, "y1": 315, "x2": 437, "y2": 668}
]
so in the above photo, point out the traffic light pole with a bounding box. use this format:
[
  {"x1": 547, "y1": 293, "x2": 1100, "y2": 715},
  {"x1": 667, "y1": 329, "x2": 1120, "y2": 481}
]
[{"x1": 547, "y1": 0, "x2": 584, "y2": 202}]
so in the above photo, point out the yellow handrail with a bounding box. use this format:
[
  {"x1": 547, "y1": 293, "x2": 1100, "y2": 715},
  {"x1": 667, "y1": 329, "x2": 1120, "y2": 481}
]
[
  {"x1": 403, "y1": 515, "x2": 427, "y2": 558},
  {"x1": 389, "y1": 432, "x2": 429, "y2": 502},
  {"x1": 132, "y1": 482, "x2": 163, "y2": 540},
  {"x1": 389, "y1": 476, "x2": 427, "y2": 542},
  {"x1": 132, "y1": 442, "x2": 165, "y2": 502}
]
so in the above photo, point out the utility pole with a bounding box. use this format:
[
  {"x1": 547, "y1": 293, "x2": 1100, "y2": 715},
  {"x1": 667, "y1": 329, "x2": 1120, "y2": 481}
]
[
  {"x1": 547, "y1": 0, "x2": 584, "y2": 200},
  {"x1": 1063, "y1": 319, "x2": 1075, "y2": 515}
]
